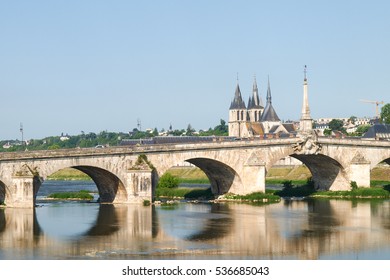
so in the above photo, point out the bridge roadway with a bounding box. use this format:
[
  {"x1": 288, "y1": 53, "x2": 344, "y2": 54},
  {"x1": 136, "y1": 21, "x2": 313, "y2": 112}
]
[{"x1": 0, "y1": 137, "x2": 389, "y2": 207}]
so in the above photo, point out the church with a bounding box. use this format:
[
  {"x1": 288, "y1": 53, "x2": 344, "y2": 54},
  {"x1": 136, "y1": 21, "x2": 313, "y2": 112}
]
[{"x1": 228, "y1": 77, "x2": 295, "y2": 138}]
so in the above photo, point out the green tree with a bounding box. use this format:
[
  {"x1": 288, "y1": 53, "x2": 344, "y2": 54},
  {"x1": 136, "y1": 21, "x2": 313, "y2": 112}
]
[
  {"x1": 186, "y1": 124, "x2": 195, "y2": 136},
  {"x1": 171, "y1": 129, "x2": 185, "y2": 136},
  {"x1": 48, "y1": 144, "x2": 61, "y2": 150},
  {"x1": 348, "y1": 116, "x2": 357, "y2": 124},
  {"x1": 355, "y1": 124, "x2": 371, "y2": 136},
  {"x1": 213, "y1": 119, "x2": 228, "y2": 135},
  {"x1": 323, "y1": 128, "x2": 332, "y2": 136},
  {"x1": 157, "y1": 173, "x2": 179, "y2": 189},
  {"x1": 328, "y1": 119, "x2": 346, "y2": 133},
  {"x1": 381, "y1": 103, "x2": 390, "y2": 124}
]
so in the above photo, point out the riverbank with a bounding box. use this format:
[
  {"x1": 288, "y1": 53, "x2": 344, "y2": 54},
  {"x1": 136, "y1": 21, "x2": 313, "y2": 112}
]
[
  {"x1": 169, "y1": 164, "x2": 390, "y2": 186},
  {"x1": 45, "y1": 190, "x2": 94, "y2": 200},
  {"x1": 155, "y1": 187, "x2": 281, "y2": 204},
  {"x1": 47, "y1": 165, "x2": 390, "y2": 201},
  {"x1": 48, "y1": 164, "x2": 390, "y2": 184},
  {"x1": 48, "y1": 168, "x2": 91, "y2": 181}
]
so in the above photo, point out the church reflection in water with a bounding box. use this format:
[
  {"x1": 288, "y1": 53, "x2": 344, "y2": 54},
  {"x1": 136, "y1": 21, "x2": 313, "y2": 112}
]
[{"x1": 1, "y1": 199, "x2": 390, "y2": 259}]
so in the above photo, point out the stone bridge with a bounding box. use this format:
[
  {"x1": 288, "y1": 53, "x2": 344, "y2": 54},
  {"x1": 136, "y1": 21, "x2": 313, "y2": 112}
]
[{"x1": 0, "y1": 137, "x2": 389, "y2": 207}]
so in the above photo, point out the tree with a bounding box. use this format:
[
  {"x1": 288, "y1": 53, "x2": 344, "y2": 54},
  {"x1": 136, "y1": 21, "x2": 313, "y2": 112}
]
[
  {"x1": 48, "y1": 144, "x2": 61, "y2": 150},
  {"x1": 157, "y1": 173, "x2": 179, "y2": 189},
  {"x1": 328, "y1": 119, "x2": 346, "y2": 133},
  {"x1": 380, "y1": 103, "x2": 390, "y2": 124},
  {"x1": 348, "y1": 116, "x2": 357, "y2": 125},
  {"x1": 213, "y1": 119, "x2": 228, "y2": 135},
  {"x1": 172, "y1": 129, "x2": 185, "y2": 136},
  {"x1": 355, "y1": 124, "x2": 371, "y2": 136},
  {"x1": 323, "y1": 128, "x2": 332, "y2": 136},
  {"x1": 186, "y1": 124, "x2": 195, "y2": 136}
]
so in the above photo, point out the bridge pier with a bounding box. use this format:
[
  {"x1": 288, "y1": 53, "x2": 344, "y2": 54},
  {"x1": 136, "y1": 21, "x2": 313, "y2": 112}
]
[
  {"x1": 240, "y1": 163, "x2": 266, "y2": 194},
  {"x1": 347, "y1": 154, "x2": 371, "y2": 188},
  {"x1": 125, "y1": 169, "x2": 154, "y2": 203},
  {"x1": 230, "y1": 153, "x2": 266, "y2": 195},
  {"x1": 7, "y1": 175, "x2": 42, "y2": 208}
]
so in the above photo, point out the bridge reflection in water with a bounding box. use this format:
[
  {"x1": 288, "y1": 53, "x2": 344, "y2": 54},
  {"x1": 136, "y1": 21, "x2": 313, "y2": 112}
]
[{"x1": 1, "y1": 200, "x2": 390, "y2": 259}]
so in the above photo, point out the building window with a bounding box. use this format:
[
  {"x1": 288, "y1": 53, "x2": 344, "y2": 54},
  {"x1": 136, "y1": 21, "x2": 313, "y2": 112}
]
[{"x1": 237, "y1": 111, "x2": 239, "y2": 120}]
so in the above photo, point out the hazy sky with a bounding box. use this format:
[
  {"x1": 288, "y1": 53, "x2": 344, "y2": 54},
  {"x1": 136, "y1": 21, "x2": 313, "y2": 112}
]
[{"x1": 1, "y1": 0, "x2": 389, "y2": 140}]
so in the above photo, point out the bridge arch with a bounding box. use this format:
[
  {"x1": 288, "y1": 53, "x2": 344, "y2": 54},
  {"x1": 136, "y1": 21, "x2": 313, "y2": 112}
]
[
  {"x1": 370, "y1": 154, "x2": 390, "y2": 187},
  {"x1": 371, "y1": 155, "x2": 390, "y2": 169},
  {"x1": 0, "y1": 180, "x2": 5, "y2": 205},
  {"x1": 266, "y1": 149, "x2": 349, "y2": 191},
  {"x1": 185, "y1": 158, "x2": 240, "y2": 195},
  {"x1": 290, "y1": 154, "x2": 348, "y2": 190},
  {"x1": 39, "y1": 165, "x2": 128, "y2": 203}
]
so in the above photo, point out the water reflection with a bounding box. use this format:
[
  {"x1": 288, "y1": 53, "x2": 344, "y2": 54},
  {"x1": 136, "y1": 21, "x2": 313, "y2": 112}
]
[
  {"x1": 1, "y1": 199, "x2": 390, "y2": 259},
  {"x1": 157, "y1": 203, "x2": 233, "y2": 242},
  {"x1": 86, "y1": 205, "x2": 120, "y2": 236},
  {"x1": 0, "y1": 209, "x2": 5, "y2": 233},
  {"x1": 35, "y1": 202, "x2": 99, "y2": 240},
  {"x1": 186, "y1": 204, "x2": 233, "y2": 241}
]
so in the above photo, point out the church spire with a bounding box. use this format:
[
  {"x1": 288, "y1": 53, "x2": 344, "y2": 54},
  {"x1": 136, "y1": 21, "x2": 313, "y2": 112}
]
[
  {"x1": 248, "y1": 75, "x2": 263, "y2": 109},
  {"x1": 229, "y1": 80, "x2": 246, "y2": 110},
  {"x1": 261, "y1": 77, "x2": 280, "y2": 122},
  {"x1": 252, "y1": 75, "x2": 259, "y2": 106},
  {"x1": 266, "y1": 76, "x2": 272, "y2": 104},
  {"x1": 300, "y1": 65, "x2": 313, "y2": 132}
]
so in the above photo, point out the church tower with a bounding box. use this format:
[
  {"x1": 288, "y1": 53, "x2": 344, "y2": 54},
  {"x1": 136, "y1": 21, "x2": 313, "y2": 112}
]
[
  {"x1": 247, "y1": 76, "x2": 264, "y2": 122},
  {"x1": 260, "y1": 77, "x2": 281, "y2": 133},
  {"x1": 299, "y1": 65, "x2": 313, "y2": 132},
  {"x1": 228, "y1": 82, "x2": 250, "y2": 138}
]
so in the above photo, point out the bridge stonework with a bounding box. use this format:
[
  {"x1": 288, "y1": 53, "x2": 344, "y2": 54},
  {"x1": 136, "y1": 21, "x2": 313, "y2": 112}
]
[{"x1": 0, "y1": 138, "x2": 389, "y2": 208}]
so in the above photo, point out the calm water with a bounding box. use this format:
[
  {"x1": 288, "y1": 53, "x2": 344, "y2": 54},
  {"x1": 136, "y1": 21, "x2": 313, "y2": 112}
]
[{"x1": 1, "y1": 181, "x2": 390, "y2": 259}]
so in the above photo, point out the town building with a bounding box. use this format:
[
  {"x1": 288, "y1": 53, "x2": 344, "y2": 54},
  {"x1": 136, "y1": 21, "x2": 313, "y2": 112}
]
[{"x1": 362, "y1": 124, "x2": 390, "y2": 140}]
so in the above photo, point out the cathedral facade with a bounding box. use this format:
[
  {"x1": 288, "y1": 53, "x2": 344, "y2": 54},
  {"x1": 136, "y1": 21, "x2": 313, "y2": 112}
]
[{"x1": 228, "y1": 77, "x2": 293, "y2": 138}]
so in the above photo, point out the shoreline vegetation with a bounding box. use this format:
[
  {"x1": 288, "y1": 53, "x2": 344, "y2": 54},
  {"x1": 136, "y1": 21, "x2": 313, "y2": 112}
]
[
  {"x1": 46, "y1": 165, "x2": 390, "y2": 202},
  {"x1": 46, "y1": 190, "x2": 94, "y2": 201}
]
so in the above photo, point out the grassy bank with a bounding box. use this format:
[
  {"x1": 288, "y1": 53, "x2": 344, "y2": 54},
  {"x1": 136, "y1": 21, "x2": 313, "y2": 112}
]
[
  {"x1": 312, "y1": 187, "x2": 390, "y2": 199},
  {"x1": 169, "y1": 165, "x2": 390, "y2": 186},
  {"x1": 167, "y1": 167, "x2": 209, "y2": 184},
  {"x1": 266, "y1": 165, "x2": 311, "y2": 181},
  {"x1": 155, "y1": 187, "x2": 280, "y2": 204},
  {"x1": 274, "y1": 182, "x2": 390, "y2": 199},
  {"x1": 47, "y1": 168, "x2": 91, "y2": 181},
  {"x1": 47, "y1": 190, "x2": 94, "y2": 200},
  {"x1": 219, "y1": 191, "x2": 281, "y2": 203}
]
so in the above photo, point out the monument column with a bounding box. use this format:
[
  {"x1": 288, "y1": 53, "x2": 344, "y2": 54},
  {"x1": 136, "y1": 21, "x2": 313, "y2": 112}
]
[{"x1": 300, "y1": 65, "x2": 313, "y2": 132}]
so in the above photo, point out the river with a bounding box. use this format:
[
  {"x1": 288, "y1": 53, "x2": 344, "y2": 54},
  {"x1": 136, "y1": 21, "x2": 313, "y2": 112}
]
[{"x1": 1, "y1": 180, "x2": 390, "y2": 259}]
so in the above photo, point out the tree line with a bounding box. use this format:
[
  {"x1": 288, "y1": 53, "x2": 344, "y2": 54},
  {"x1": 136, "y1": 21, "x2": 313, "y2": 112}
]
[{"x1": 0, "y1": 119, "x2": 229, "y2": 152}]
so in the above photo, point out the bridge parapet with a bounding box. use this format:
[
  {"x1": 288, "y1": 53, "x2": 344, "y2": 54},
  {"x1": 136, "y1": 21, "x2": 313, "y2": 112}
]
[
  {"x1": 318, "y1": 137, "x2": 390, "y2": 147},
  {"x1": 0, "y1": 138, "x2": 301, "y2": 161}
]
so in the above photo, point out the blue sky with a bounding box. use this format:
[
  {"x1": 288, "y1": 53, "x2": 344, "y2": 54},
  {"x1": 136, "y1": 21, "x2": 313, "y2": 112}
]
[{"x1": 1, "y1": 0, "x2": 389, "y2": 140}]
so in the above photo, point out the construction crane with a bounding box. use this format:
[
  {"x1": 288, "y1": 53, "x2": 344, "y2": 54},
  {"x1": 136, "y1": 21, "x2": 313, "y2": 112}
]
[{"x1": 359, "y1": 99, "x2": 385, "y2": 118}]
